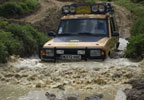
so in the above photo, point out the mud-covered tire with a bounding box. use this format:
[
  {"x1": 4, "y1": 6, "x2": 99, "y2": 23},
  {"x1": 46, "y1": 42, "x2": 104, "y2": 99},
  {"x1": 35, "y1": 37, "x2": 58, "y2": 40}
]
[
  {"x1": 116, "y1": 42, "x2": 120, "y2": 50},
  {"x1": 108, "y1": 51, "x2": 114, "y2": 58}
]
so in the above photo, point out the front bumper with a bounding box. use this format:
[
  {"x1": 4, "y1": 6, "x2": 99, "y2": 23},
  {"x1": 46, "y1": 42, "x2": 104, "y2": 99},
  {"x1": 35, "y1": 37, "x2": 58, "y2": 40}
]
[{"x1": 39, "y1": 48, "x2": 106, "y2": 61}]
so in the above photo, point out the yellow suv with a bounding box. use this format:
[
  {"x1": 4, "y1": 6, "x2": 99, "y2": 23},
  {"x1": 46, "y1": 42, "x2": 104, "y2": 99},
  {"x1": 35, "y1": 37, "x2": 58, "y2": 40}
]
[{"x1": 40, "y1": 2, "x2": 120, "y2": 61}]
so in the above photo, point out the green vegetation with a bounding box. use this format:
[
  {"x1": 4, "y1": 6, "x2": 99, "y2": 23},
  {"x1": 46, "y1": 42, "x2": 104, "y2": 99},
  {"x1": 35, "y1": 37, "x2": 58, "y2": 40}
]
[
  {"x1": 0, "y1": 41, "x2": 8, "y2": 63},
  {"x1": 131, "y1": 0, "x2": 144, "y2": 3},
  {"x1": 125, "y1": 16, "x2": 144, "y2": 59},
  {"x1": 114, "y1": 0, "x2": 144, "y2": 17},
  {"x1": 125, "y1": 33, "x2": 144, "y2": 59},
  {"x1": 0, "y1": 30, "x2": 22, "y2": 63},
  {"x1": 0, "y1": 21, "x2": 49, "y2": 63},
  {"x1": 113, "y1": 0, "x2": 144, "y2": 59},
  {"x1": 0, "y1": 0, "x2": 40, "y2": 17}
]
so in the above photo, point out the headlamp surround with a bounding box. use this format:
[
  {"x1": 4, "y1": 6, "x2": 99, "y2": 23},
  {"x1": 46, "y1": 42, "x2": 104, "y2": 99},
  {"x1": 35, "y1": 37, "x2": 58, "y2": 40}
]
[
  {"x1": 98, "y1": 5, "x2": 105, "y2": 12},
  {"x1": 77, "y1": 50, "x2": 85, "y2": 55},
  {"x1": 90, "y1": 50, "x2": 101, "y2": 57},
  {"x1": 56, "y1": 50, "x2": 64, "y2": 54},
  {"x1": 70, "y1": 6, "x2": 76, "y2": 13},
  {"x1": 46, "y1": 49, "x2": 54, "y2": 57},
  {"x1": 91, "y1": 5, "x2": 99, "y2": 13},
  {"x1": 62, "y1": 6, "x2": 70, "y2": 14}
]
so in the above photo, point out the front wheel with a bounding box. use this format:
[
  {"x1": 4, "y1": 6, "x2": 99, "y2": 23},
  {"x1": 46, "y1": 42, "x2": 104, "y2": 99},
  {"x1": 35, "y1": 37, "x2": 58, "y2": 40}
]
[
  {"x1": 108, "y1": 51, "x2": 115, "y2": 58},
  {"x1": 116, "y1": 42, "x2": 120, "y2": 50}
]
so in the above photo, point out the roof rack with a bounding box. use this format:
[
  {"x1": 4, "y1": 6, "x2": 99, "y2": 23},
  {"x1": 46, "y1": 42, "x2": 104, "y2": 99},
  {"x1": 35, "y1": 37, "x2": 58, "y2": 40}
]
[{"x1": 62, "y1": 2, "x2": 114, "y2": 15}]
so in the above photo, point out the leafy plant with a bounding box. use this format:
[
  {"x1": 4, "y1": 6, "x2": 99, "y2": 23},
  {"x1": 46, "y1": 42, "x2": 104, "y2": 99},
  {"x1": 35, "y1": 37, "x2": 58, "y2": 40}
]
[
  {"x1": 4, "y1": 23, "x2": 49, "y2": 56},
  {"x1": 131, "y1": 0, "x2": 144, "y2": 3},
  {"x1": 131, "y1": 17, "x2": 144, "y2": 35},
  {"x1": 126, "y1": 33, "x2": 144, "y2": 59},
  {"x1": 0, "y1": 2, "x2": 23, "y2": 16},
  {"x1": 0, "y1": 30, "x2": 23, "y2": 63},
  {"x1": 0, "y1": 42, "x2": 8, "y2": 63},
  {"x1": 0, "y1": 0, "x2": 40, "y2": 17},
  {"x1": 0, "y1": 30, "x2": 23, "y2": 54},
  {"x1": 0, "y1": 22, "x2": 49, "y2": 63}
]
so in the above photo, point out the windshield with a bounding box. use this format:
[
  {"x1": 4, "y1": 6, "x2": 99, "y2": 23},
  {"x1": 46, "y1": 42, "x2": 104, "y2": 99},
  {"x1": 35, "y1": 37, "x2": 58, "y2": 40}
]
[{"x1": 57, "y1": 19, "x2": 108, "y2": 36}]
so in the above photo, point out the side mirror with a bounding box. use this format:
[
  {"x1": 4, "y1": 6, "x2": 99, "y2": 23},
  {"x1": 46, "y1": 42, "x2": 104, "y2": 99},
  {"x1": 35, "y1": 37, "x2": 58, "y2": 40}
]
[
  {"x1": 112, "y1": 32, "x2": 119, "y2": 37},
  {"x1": 48, "y1": 31, "x2": 56, "y2": 37}
]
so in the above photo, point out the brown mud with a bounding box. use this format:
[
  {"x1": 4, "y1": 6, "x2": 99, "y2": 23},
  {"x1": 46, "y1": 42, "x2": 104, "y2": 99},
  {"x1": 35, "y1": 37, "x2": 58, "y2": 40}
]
[{"x1": 124, "y1": 60, "x2": 144, "y2": 100}]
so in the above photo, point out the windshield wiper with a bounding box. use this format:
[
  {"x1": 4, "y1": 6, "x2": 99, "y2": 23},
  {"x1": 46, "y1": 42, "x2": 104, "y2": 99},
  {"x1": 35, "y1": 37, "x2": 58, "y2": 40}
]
[
  {"x1": 58, "y1": 32, "x2": 73, "y2": 36},
  {"x1": 77, "y1": 32, "x2": 94, "y2": 35}
]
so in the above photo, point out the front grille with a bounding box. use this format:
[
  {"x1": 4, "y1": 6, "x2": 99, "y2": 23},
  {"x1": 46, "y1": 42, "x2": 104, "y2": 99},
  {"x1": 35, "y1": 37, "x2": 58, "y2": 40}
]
[
  {"x1": 55, "y1": 48, "x2": 87, "y2": 60},
  {"x1": 63, "y1": 49, "x2": 78, "y2": 54},
  {"x1": 41, "y1": 48, "x2": 106, "y2": 60},
  {"x1": 56, "y1": 49, "x2": 86, "y2": 55}
]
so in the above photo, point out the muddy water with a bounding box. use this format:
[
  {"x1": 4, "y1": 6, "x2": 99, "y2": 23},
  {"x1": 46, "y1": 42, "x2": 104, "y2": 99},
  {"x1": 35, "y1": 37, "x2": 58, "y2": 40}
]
[{"x1": 0, "y1": 38, "x2": 144, "y2": 100}]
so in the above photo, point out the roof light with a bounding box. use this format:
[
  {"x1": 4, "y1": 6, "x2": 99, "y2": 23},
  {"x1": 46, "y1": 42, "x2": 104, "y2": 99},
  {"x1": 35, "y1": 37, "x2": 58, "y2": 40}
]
[
  {"x1": 99, "y1": 5, "x2": 105, "y2": 12},
  {"x1": 62, "y1": 6, "x2": 70, "y2": 14},
  {"x1": 62, "y1": 3, "x2": 114, "y2": 15},
  {"x1": 70, "y1": 6, "x2": 76, "y2": 13},
  {"x1": 91, "y1": 5, "x2": 99, "y2": 13}
]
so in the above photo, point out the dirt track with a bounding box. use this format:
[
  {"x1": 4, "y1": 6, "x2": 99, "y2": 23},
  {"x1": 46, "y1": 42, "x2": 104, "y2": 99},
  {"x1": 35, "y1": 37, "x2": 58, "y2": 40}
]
[
  {"x1": 113, "y1": 3, "x2": 134, "y2": 38},
  {"x1": 20, "y1": 0, "x2": 66, "y2": 24}
]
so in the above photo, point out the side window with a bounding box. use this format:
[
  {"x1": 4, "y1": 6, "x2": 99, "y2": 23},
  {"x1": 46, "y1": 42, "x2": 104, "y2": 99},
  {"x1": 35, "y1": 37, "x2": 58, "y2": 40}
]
[{"x1": 110, "y1": 17, "x2": 116, "y2": 33}]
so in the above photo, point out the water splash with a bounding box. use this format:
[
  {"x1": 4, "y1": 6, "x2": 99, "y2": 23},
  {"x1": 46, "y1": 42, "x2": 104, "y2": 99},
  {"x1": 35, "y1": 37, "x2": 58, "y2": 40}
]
[{"x1": 0, "y1": 38, "x2": 143, "y2": 100}]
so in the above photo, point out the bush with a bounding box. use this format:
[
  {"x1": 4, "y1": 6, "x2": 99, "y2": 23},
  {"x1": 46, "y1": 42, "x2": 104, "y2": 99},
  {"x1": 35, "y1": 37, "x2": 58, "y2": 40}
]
[
  {"x1": 0, "y1": 42, "x2": 8, "y2": 63},
  {"x1": 131, "y1": 17, "x2": 144, "y2": 35},
  {"x1": 131, "y1": 0, "x2": 144, "y2": 3},
  {"x1": 0, "y1": 30, "x2": 23, "y2": 54},
  {"x1": 0, "y1": 22, "x2": 49, "y2": 63},
  {"x1": 0, "y1": 0, "x2": 39, "y2": 17},
  {"x1": 125, "y1": 33, "x2": 144, "y2": 59},
  {"x1": 112, "y1": 0, "x2": 144, "y2": 59},
  {"x1": 0, "y1": 2, "x2": 23, "y2": 16},
  {"x1": 125, "y1": 15, "x2": 144, "y2": 59},
  {"x1": 3, "y1": 24, "x2": 48, "y2": 56},
  {"x1": 22, "y1": 0, "x2": 39, "y2": 9},
  {"x1": 0, "y1": 30, "x2": 23, "y2": 63}
]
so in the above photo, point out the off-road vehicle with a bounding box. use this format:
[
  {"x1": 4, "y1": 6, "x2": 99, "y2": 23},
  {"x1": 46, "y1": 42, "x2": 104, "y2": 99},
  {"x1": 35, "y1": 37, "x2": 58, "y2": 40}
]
[{"x1": 40, "y1": 2, "x2": 120, "y2": 61}]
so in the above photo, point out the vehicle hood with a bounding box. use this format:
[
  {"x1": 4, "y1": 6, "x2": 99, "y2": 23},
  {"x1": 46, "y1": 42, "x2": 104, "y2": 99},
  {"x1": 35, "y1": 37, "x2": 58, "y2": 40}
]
[
  {"x1": 53, "y1": 36, "x2": 103, "y2": 42},
  {"x1": 43, "y1": 36, "x2": 109, "y2": 48}
]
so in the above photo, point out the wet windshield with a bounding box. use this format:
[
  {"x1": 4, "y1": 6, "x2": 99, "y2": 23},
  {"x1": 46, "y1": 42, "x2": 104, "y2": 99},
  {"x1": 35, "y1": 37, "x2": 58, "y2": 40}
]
[{"x1": 58, "y1": 19, "x2": 108, "y2": 36}]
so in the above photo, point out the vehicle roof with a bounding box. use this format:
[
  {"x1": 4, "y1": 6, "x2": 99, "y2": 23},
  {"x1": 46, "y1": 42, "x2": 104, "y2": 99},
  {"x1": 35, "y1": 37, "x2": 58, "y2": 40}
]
[{"x1": 62, "y1": 14, "x2": 109, "y2": 20}]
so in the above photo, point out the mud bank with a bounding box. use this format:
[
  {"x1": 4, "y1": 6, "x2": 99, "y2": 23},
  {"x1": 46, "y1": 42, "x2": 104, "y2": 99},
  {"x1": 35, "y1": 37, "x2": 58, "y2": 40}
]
[
  {"x1": 125, "y1": 78, "x2": 144, "y2": 100},
  {"x1": 124, "y1": 60, "x2": 144, "y2": 100}
]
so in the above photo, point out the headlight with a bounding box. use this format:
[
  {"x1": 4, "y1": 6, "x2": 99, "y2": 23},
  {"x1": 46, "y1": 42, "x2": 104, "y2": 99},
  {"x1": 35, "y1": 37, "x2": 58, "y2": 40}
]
[
  {"x1": 77, "y1": 50, "x2": 85, "y2": 55},
  {"x1": 92, "y1": 5, "x2": 98, "y2": 13},
  {"x1": 41, "y1": 49, "x2": 46, "y2": 56},
  {"x1": 46, "y1": 49, "x2": 54, "y2": 56},
  {"x1": 90, "y1": 50, "x2": 101, "y2": 56},
  {"x1": 99, "y1": 5, "x2": 105, "y2": 12},
  {"x1": 70, "y1": 6, "x2": 76, "y2": 13},
  {"x1": 62, "y1": 6, "x2": 70, "y2": 14},
  {"x1": 56, "y1": 50, "x2": 64, "y2": 54}
]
